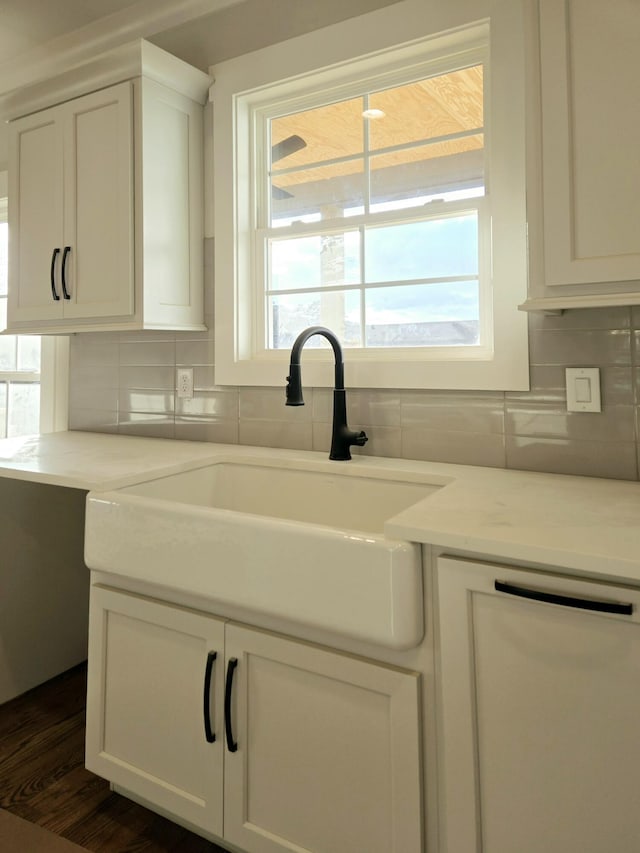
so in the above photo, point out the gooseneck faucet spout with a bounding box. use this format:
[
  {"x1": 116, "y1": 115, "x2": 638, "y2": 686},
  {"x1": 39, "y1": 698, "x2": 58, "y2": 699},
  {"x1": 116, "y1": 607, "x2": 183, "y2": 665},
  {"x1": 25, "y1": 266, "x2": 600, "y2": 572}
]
[{"x1": 286, "y1": 326, "x2": 368, "y2": 461}]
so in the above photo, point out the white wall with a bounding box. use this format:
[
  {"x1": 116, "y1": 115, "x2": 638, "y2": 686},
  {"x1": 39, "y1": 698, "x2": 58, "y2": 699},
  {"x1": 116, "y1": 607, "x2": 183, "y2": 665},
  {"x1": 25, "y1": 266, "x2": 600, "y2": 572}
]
[
  {"x1": 151, "y1": 0, "x2": 404, "y2": 68},
  {"x1": 0, "y1": 479, "x2": 89, "y2": 702},
  {"x1": 0, "y1": 129, "x2": 7, "y2": 173}
]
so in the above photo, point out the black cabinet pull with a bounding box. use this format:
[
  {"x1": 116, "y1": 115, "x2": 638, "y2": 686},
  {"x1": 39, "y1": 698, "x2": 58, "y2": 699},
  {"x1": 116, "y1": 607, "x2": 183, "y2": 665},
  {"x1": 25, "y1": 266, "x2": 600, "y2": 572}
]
[
  {"x1": 61, "y1": 246, "x2": 71, "y2": 300},
  {"x1": 203, "y1": 651, "x2": 217, "y2": 743},
  {"x1": 495, "y1": 580, "x2": 633, "y2": 615},
  {"x1": 224, "y1": 657, "x2": 238, "y2": 753},
  {"x1": 50, "y1": 248, "x2": 60, "y2": 301}
]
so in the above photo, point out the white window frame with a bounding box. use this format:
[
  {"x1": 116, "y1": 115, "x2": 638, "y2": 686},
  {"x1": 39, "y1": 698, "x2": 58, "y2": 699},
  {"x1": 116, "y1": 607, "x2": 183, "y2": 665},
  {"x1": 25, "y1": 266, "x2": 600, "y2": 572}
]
[
  {"x1": 0, "y1": 173, "x2": 68, "y2": 435},
  {"x1": 211, "y1": 0, "x2": 529, "y2": 391}
]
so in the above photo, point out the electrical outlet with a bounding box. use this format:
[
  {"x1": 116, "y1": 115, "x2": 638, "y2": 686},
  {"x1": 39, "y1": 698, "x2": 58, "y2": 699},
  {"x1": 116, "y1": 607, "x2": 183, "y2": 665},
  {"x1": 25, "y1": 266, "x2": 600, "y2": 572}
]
[{"x1": 177, "y1": 367, "x2": 194, "y2": 399}]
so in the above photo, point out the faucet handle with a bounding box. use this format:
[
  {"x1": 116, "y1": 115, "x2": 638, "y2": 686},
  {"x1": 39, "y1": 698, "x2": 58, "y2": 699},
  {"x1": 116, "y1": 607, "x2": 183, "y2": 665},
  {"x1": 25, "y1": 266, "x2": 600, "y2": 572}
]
[
  {"x1": 354, "y1": 430, "x2": 368, "y2": 447},
  {"x1": 285, "y1": 364, "x2": 304, "y2": 406}
]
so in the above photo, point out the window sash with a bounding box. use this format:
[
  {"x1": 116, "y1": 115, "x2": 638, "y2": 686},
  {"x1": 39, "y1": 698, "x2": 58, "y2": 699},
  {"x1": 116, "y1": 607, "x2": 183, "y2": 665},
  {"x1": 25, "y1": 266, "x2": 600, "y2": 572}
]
[
  {"x1": 251, "y1": 44, "x2": 488, "y2": 229},
  {"x1": 254, "y1": 196, "x2": 491, "y2": 358},
  {"x1": 252, "y1": 56, "x2": 489, "y2": 358}
]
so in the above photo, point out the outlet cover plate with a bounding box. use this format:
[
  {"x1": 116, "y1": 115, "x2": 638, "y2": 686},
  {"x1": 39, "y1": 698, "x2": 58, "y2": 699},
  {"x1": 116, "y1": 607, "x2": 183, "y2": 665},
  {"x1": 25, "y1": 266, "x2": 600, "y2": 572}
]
[
  {"x1": 177, "y1": 367, "x2": 194, "y2": 399},
  {"x1": 566, "y1": 367, "x2": 601, "y2": 412}
]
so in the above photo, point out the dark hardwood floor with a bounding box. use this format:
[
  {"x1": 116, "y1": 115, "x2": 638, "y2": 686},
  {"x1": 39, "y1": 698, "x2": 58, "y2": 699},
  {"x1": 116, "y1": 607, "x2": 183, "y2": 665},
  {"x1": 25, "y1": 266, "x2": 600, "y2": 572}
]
[{"x1": 0, "y1": 664, "x2": 227, "y2": 852}]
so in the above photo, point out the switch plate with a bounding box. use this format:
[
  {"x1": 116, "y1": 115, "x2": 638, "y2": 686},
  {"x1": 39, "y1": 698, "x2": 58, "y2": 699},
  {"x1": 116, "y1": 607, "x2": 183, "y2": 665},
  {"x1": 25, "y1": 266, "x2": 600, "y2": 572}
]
[
  {"x1": 177, "y1": 367, "x2": 194, "y2": 399},
  {"x1": 566, "y1": 367, "x2": 601, "y2": 412}
]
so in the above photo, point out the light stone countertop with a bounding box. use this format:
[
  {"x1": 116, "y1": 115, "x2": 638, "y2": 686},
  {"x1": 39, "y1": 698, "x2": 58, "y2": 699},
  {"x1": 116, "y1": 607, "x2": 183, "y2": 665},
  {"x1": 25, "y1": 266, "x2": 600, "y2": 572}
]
[
  {"x1": 1, "y1": 430, "x2": 639, "y2": 585},
  {"x1": 0, "y1": 431, "x2": 224, "y2": 490},
  {"x1": 385, "y1": 465, "x2": 640, "y2": 584}
]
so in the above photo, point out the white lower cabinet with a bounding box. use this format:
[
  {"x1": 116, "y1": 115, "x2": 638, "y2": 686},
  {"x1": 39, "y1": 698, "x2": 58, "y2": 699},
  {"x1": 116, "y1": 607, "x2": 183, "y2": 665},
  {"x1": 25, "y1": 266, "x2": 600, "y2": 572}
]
[
  {"x1": 85, "y1": 587, "x2": 226, "y2": 836},
  {"x1": 86, "y1": 585, "x2": 423, "y2": 853},
  {"x1": 436, "y1": 556, "x2": 640, "y2": 853}
]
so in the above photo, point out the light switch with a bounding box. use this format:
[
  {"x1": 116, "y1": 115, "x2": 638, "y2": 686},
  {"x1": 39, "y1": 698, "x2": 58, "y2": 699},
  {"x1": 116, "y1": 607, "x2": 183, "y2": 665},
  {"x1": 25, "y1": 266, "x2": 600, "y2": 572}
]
[
  {"x1": 566, "y1": 367, "x2": 601, "y2": 413},
  {"x1": 574, "y1": 377, "x2": 592, "y2": 403}
]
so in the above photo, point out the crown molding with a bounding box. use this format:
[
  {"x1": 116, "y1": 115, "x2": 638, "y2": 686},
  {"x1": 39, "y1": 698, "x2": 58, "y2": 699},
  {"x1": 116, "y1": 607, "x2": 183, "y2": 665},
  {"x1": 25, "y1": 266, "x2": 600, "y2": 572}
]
[
  {"x1": 1, "y1": 40, "x2": 212, "y2": 121},
  {"x1": 0, "y1": 0, "x2": 240, "y2": 106}
]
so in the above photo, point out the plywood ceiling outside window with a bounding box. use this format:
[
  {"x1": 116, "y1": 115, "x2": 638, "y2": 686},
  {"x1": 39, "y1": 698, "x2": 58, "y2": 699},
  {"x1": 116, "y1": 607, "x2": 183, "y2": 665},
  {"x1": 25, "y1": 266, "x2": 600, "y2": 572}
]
[{"x1": 270, "y1": 65, "x2": 484, "y2": 189}]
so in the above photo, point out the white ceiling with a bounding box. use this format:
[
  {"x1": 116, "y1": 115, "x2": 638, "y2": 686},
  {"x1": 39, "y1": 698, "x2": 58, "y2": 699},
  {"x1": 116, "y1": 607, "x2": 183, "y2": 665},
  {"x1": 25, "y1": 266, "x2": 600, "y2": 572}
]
[{"x1": 0, "y1": 0, "x2": 140, "y2": 63}]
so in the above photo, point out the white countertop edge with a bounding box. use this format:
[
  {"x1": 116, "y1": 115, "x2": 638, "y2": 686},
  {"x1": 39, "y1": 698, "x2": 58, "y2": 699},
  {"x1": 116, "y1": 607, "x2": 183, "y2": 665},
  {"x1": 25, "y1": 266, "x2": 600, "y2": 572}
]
[{"x1": 386, "y1": 525, "x2": 640, "y2": 587}]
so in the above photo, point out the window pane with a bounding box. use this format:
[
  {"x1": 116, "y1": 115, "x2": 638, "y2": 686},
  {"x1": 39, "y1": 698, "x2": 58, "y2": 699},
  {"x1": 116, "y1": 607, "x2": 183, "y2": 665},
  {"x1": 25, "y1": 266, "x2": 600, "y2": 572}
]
[
  {"x1": 269, "y1": 289, "x2": 361, "y2": 349},
  {"x1": 0, "y1": 335, "x2": 16, "y2": 370},
  {"x1": 0, "y1": 383, "x2": 6, "y2": 438},
  {"x1": 368, "y1": 66, "x2": 484, "y2": 150},
  {"x1": 271, "y1": 97, "x2": 364, "y2": 168},
  {"x1": 17, "y1": 336, "x2": 41, "y2": 371},
  {"x1": 364, "y1": 214, "x2": 478, "y2": 283},
  {"x1": 8, "y1": 382, "x2": 40, "y2": 437},
  {"x1": 270, "y1": 232, "x2": 360, "y2": 290},
  {"x1": 0, "y1": 223, "x2": 7, "y2": 297},
  {"x1": 0, "y1": 298, "x2": 16, "y2": 369},
  {"x1": 365, "y1": 281, "x2": 480, "y2": 347},
  {"x1": 271, "y1": 161, "x2": 365, "y2": 224},
  {"x1": 369, "y1": 136, "x2": 484, "y2": 209}
]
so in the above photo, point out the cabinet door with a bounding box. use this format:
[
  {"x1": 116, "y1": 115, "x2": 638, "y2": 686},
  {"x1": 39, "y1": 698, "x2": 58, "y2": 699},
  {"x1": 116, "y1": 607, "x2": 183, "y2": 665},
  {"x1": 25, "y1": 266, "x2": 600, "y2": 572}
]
[
  {"x1": 85, "y1": 586, "x2": 225, "y2": 837},
  {"x1": 8, "y1": 105, "x2": 64, "y2": 322},
  {"x1": 539, "y1": 0, "x2": 640, "y2": 287},
  {"x1": 62, "y1": 82, "x2": 134, "y2": 320},
  {"x1": 139, "y1": 77, "x2": 204, "y2": 329},
  {"x1": 436, "y1": 556, "x2": 640, "y2": 853},
  {"x1": 223, "y1": 624, "x2": 422, "y2": 853}
]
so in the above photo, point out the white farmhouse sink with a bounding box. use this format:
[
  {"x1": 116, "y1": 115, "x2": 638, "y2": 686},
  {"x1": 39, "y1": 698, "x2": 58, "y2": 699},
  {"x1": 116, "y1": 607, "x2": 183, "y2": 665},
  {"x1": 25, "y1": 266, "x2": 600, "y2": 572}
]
[
  {"x1": 119, "y1": 461, "x2": 435, "y2": 533},
  {"x1": 85, "y1": 456, "x2": 447, "y2": 649}
]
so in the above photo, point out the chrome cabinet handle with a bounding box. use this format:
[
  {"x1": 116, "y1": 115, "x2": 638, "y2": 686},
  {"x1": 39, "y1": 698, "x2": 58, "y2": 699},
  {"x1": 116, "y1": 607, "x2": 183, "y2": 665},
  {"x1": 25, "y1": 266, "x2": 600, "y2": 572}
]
[
  {"x1": 495, "y1": 580, "x2": 633, "y2": 615},
  {"x1": 203, "y1": 651, "x2": 217, "y2": 743},
  {"x1": 50, "y1": 248, "x2": 61, "y2": 301}
]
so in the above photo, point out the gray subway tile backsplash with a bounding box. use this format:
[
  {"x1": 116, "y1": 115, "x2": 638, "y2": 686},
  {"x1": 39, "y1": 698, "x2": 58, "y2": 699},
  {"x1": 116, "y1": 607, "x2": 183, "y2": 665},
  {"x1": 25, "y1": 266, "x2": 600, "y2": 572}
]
[
  {"x1": 119, "y1": 389, "x2": 176, "y2": 415},
  {"x1": 238, "y1": 419, "x2": 313, "y2": 451},
  {"x1": 240, "y1": 387, "x2": 308, "y2": 422},
  {"x1": 68, "y1": 408, "x2": 118, "y2": 433},
  {"x1": 176, "y1": 389, "x2": 238, "y2": 419},
  {"x1": 119, "y1": 341, "x2": 176, "y2": 366},
  {"x1": 505, "y1": 435, "x2": 638, "y2": 481},
  {"x1": 529, "y1": 328, "x2": 631, "y2": 367},
  {"x1": 401, "y1": 391, "x2": 505, "y2": 434},
  {"x1": 505, "y1": 400, "x2": 636, "y2": 443},
  {"x1": 176, "y1": 338, "x2": 215, "y2": 365},
  {"x1": 401, "y1": 427, "x2": 507, "y2": 469},
  {"x1": 175, "y1": 417, "x2": 239, "y2": 445},
  {"x1": 67, "y1": 253, "x2": 640, "y2": 480}
]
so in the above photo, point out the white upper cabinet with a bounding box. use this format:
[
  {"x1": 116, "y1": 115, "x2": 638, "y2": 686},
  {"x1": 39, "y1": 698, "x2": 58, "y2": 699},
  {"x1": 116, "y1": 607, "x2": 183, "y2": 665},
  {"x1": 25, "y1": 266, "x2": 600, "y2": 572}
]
[
  {"x1": 9, "y1": 84, "x2": 134, "y2": 324},
  {"x1": 8, "y1": 105, "x2": 65, "y2": 322},
  {"x1": 523, "y1": 0, "x2": 640, "y2": 311},
  {"x1": 6, "y1": 40, "x2": 209, "y2": 333}
]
